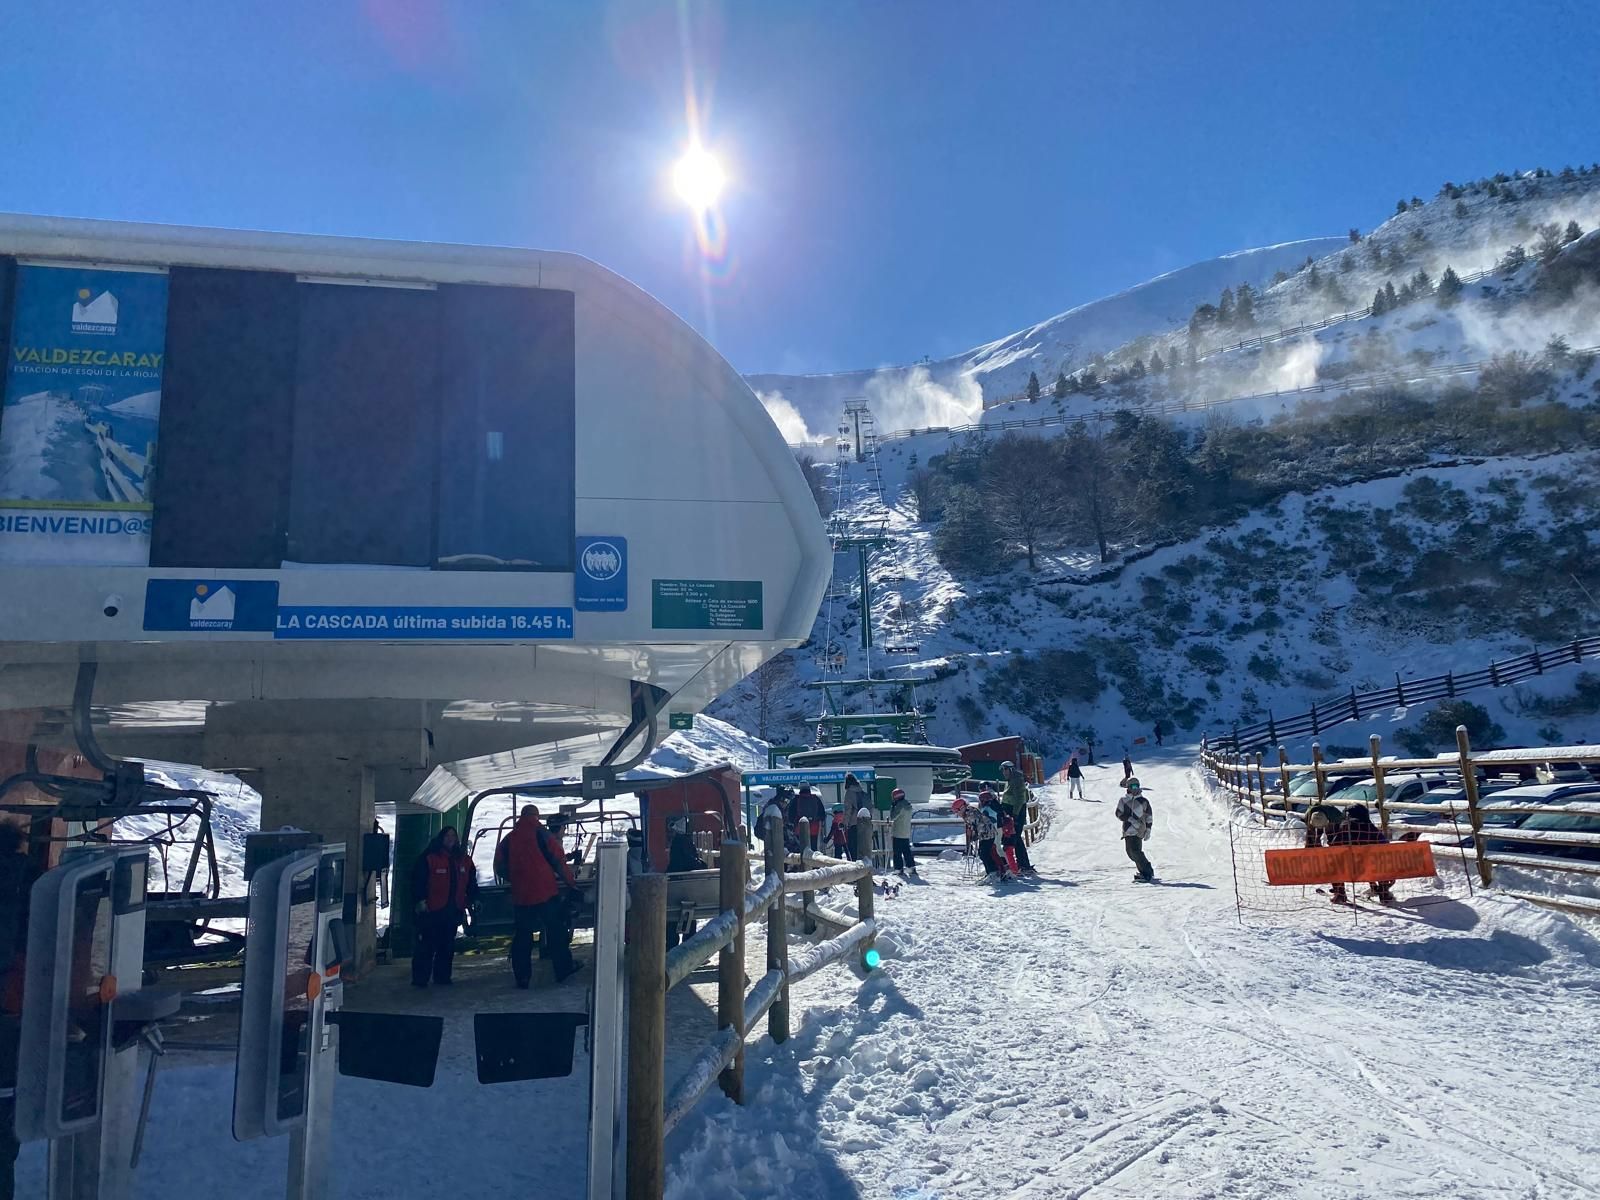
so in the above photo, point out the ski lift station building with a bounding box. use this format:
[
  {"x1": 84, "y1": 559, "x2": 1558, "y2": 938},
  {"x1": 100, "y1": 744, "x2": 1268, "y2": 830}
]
[{"x1": 0, "y1": 212, "x2": 829, "y2": 965}]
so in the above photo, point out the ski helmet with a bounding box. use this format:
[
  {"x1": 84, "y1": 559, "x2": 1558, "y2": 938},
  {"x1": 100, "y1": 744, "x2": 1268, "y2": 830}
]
[
  {"x1": 891, "y1": 787, "x2": 906, "y2": 800},
  {"x1": 1122, "y1": 775, "x2": 1141, "y2": 791}
]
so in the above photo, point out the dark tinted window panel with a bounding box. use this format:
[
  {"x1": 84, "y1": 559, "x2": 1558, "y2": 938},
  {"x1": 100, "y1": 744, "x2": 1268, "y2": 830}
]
[
  {"x1": 435, "y1": 285, "x2": 574, "y2": 570},
  {"x1": 151, "y1": 268, "x2": 297, "y2": 568},
  {"x1": 287, "y1": 284, "x2": 438, "y2": 566}
]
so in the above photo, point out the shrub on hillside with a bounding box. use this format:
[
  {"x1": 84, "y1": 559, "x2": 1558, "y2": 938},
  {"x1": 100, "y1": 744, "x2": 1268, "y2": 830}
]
[{"x1": 1394, "y1": 701, "x2": 1506, "y2": 756}]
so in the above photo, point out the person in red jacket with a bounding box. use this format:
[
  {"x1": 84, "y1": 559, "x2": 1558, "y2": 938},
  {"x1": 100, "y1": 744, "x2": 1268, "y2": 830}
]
[
  {"x1": 495, "y1": 805, "x2": 580, "y2": 988},
  {"x1": 409, "y1": 826, "x2": 477, "y2": 987}
]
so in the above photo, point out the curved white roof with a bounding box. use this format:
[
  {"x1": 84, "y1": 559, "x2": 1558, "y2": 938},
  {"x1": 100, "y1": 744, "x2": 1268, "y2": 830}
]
[{"x1": 0, "y1": 212, "x2": 830, "y2": 800}]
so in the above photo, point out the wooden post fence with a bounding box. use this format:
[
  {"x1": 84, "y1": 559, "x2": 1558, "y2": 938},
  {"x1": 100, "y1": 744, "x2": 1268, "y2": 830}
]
[
  {"x1": 1457, "y1": 726, "x2": 1493, "y2": 888},
  {"x1": 1369, "y1": 733, "x2": 1389, "y2": 838},
  {"x1": 626, "y1": 874, "x2": 667, "y2": 1200},
  {"x1": 717, "y1": 839, "x2": 746, "y2": 1104},
  {"x1": 763, "y1": 814, "x2": 789, "y2": 1044}
]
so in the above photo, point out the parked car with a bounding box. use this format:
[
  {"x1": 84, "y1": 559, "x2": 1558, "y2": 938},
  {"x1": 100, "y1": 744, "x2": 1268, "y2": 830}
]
[
  {"x1": 1387, "y1": 781, "x2": 1516, "y2": 829},
  {"x1": 1474, "y1": 782, "x2": 1600, "y2": 829},
  {"x1": 1476, "y1": 808, "x2": 1600, "y2": 864},
  {"x1": 1267, "y1": 770, "x2": 1370, "y2": 815}
]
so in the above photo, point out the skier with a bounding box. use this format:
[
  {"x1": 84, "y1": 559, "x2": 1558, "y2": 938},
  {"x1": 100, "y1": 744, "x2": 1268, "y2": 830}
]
[
  {"x1": 1153, "y1": 722, "x2": 1164, "y2": 746},
  {"x1": 496, "y1": 805, "x2": 581, "y2": 988},
  {"x1": 975, "y1": 788, "x2": 1012, "y2": 882},
  {"x1": 890, "y1": 787, "x2": 918, "y2": 877},
  {"x1": 1000, "y1": 761, "x2": 1036, "y2": 876},
  {"x1": 827, "y1": 804, "x2": 849, "y2": 857},
  {"x1": 1303, "y1": 801, "x2": 1344, "y2": 849},
  {"x1": 792, "y1": 785, "x2": 826, "y2": 852},
  {"x1": 1328, "y1": 803, "x2": 1394, "y2": 905},
  {"x1": 1065, "y1": 755, "x2": 1086, "y2": 800},
  {"x1": 1115, "y1": 776, "x2": 1156, "y2": 883},
  {"x1": 409, "y1": 826, "x2": 477, "y2": 987}
]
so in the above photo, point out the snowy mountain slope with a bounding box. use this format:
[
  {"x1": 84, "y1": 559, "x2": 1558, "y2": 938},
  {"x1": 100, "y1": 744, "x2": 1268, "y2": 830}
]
[
  {"x1": 665, "y1": 765, "x2": 1600, "y2": 1200},
  {"x1": 978, "y1": 179, "x2": 1600, "y2": 432},
  {"x1": 710, "y1": 440, "x2": 1600, "y2": 767},
  {"x1": 747, "y1": 238, "x2": 1344, "y2": 440}
]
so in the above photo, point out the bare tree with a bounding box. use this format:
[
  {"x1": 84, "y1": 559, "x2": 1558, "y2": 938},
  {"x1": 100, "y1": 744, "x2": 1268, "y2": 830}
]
[
  {"x1": 748, "y1": 654, "x2": 795, "y2": 742},
  {"x1": 986, "y1": 434, "x2": 1069, "y2": 569},
  {"x1": 1059, "y1": 426, "x2": 1120, "y2": 562}
]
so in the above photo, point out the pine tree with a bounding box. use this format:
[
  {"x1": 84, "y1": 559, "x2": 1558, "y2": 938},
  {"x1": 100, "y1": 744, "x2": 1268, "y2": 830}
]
[
  {"x1": 1271, "y1": 269, "x2": 1289, "y2": 286},
  {"x1": 1398, "y1": 280, "x2": 1416, "y2": 303},
  {"x1": 1384, "y1": 281, "x2": 1398, "y2": 309},
  {"x1": 1370, "y1": 287, "x2": 1389, "y2": 316},
  {"x1": 1410, "y1": 196, "x2": 1423, "y2": 210},
  {"x1": 1026, "y1": 370, "x2": 1041, "y2": 401},
  {"x1": 1306, "y1": 265, "x2": 1321, "y2": 291},
  {"x1": 1499, "y1": 244, "x2": 1528, "y2": 274},
  {"x1": 1411, "y1": 269, "x2": 1432, "y2": 294},
  {"x1": 1349, "y1": 228, "x2": 1361, "y2": 243},
  {"x1": 1436, "y1": 266, "x2": 1463, "y2": 307},
  {"x1": 1184, "y1": 341, "x2": 1198, "y2": 369},
  {"x1": 1565, "y1": 220, "x2": 1584, "y2": 244},
  {"x1": 1455, "y1": 200, "x2": 1469, "y2": 219},
  {"x1": 1396, "y1": 199, "x2": 1408, "y2": 215},
  {"x1": 1149, "y1": 349, "x2": 1165, "y2": 374},
  {"x1": 1131, "y1": 357, "x2": 1146, "y2": 379},
  {"x1": 1053, "y1": 370, "x2": 1068, "y2": 400},
  {"x1": 1340, "y1": 252, "x2": 1355, "y2": 273},
  {"x1": 1561, "y1": 165, "x2": 1577, "y2": 180},
  {"x1": 1217, "y1": 287, "x2": 1235, "y2": 325}
]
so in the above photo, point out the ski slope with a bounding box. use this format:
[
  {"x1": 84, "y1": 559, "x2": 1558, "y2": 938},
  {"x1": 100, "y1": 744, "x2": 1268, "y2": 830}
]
[{"x1": 668, "y1": 754, "x2": 1600, "y2": 1199}]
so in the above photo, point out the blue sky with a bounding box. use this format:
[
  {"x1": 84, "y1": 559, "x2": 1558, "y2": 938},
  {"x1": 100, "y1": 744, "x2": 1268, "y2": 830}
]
[{"x1": 1, "y1": 1, "x2": 1596, "y2": 375}]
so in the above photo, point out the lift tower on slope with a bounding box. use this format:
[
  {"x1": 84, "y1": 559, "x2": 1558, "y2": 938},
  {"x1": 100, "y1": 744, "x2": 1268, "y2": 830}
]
[{"x1": 810, "y1": 399, "x2": 931, "y2": 747}]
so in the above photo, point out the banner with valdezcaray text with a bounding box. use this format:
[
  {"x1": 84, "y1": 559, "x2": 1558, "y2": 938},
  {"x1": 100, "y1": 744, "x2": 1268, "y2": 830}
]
[{"x1": 0, "y1": 263, "x2": 168, "y2": 564}]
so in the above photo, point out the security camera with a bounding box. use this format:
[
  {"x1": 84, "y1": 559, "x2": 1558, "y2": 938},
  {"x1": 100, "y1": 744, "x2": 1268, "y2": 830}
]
[{"x1": 102, "y1": 593, "x2": 124, "y2": 619}]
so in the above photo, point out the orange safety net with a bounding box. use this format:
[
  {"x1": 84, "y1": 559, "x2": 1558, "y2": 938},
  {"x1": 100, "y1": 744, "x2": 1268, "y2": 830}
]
[{"x1": 1264, "y1": 842, "x2": 1438, "y2": 886}]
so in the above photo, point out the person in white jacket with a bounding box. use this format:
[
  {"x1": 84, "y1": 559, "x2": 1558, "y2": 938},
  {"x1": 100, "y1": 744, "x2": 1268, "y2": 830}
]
[
  {"x1": 1114, "y1": 776, "x2": 1156, "y2": 883},
  {"x1": 889, "y1": 788, "x2": 917, "y2": 877}
]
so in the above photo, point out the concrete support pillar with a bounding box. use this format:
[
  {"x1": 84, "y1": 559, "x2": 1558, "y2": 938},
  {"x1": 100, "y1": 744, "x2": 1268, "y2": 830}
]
[{"x1": 255, "y1": 759, "x2": 378, "y2": 973}]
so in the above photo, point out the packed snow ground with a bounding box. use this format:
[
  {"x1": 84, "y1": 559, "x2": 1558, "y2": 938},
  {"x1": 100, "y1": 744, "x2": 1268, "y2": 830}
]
[
  {"x1": 667, "y1": 754, "x2": 1600, "y2": 1199},
  {"x1": 19, "y1": 751, "x2": 1599, "y2": 1197}
]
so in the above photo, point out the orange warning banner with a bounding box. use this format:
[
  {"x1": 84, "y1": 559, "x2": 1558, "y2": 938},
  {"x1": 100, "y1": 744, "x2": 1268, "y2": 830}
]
[{"x1": 1264, "y1": 842, "x2": 1438, "y2": 886}]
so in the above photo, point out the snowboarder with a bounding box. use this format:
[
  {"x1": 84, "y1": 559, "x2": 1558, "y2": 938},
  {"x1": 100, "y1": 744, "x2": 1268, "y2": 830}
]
[
  {"x1": 890, "y1": 787, "x2": 918, "y2": 877},
  {"x1": 496, "y1": 805, "x2": 581, "y2": 988},
  {"x1": 1328, "y1": 803, "x2": 1395, "y2": 905},
  {"x1": 1000, "y1": 761, "x2": 1036, "y2": 875},
  {"x1": 1066, "y1": 755, "x2": 1085, "y2": 800},
  {"x1": 1115, "y1": 776, "x2": 1156, "y2": 883},
  {"x1": 409, "y1": 826, "x2": 477, "y2": 987},
  {"x1": 792, "y1": 785, "x2": 826, "y2": 852}
]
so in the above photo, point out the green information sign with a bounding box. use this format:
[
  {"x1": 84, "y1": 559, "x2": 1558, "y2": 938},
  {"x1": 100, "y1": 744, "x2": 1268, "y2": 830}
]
[
  {"x1": 669, "y1": 712, "x2": 694, "y2": 731},
  {"x1": 651, "y1": 579, "x2": 764, "y2": 631}
]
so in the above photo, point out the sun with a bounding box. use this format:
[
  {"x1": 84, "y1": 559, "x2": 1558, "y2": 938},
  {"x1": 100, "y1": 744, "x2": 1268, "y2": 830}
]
[{"x1": 672, "y1": 145, "x2": 726, "y2": 212}]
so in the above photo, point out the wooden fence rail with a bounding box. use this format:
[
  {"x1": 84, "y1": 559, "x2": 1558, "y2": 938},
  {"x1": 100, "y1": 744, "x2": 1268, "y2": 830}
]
[
  {"x1": 627, "y1": 817, "x2": 878, "y2": 1200},
  {"x1": 1200, "y1": 728, "x2": 1600, "y2": 910},
  {"x1": 1210, "y1": 635, "x2": 1600, "y2": 753}
]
